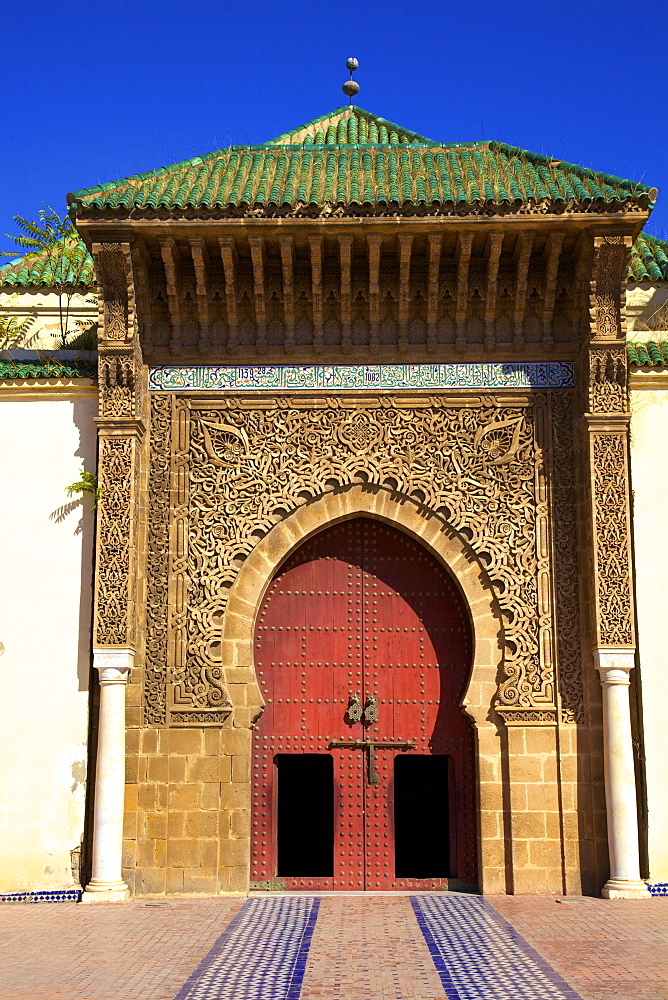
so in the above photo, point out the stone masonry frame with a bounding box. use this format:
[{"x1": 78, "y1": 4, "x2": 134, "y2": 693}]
[{"x1": 83, "y1": 227, "x2": 644, "y2": 900}]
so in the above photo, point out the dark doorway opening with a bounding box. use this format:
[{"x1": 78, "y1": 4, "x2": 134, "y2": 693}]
[
  {"x1": 276, "y1": 754, "x2": 334, "y2": 877},
  {"x1": 394, "y1": 755, "x2": 450, "y2": 878}
]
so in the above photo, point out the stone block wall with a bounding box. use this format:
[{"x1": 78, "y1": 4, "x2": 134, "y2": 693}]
[{"x1": 123, "y1": 708, "x2": 251, "y2": 895}]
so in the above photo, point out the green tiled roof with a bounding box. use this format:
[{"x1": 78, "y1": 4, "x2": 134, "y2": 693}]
[
  {"x1": 68, "y1": 106, "x2": 656, "y2": 215},
  {"x1": 0, "y1": 359, "x2": 97, "y2": 379},
  {"x1": 0, "y1": 238, "x2": 94, "y2": 288},
  {"x1": 627, "y1": 342, "x2": 668, "y2": 366},
  {"x1": 269, "y1": 107, "x2": 436, "y2": 146},
  {"x1": 628, "y1": 233, "x2": 668, "y2": 282}
]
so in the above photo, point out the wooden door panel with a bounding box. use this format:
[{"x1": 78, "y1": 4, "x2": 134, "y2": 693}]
[{"x1": 252, "y1": 517, "x2": 477, "y2": 891}]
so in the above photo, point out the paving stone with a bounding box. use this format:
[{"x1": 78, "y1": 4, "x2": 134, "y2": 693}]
[
  {"x1": 0, "y1": 893, "x2": 665, "y2": 999},
  {"x1": 489, "y1": 895, "x2": 668, "y2": 1000}
]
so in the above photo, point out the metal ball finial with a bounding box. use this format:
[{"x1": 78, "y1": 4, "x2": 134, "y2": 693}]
[{"x1": 342, "y1": 57, "x2": 359, "y2": 105}]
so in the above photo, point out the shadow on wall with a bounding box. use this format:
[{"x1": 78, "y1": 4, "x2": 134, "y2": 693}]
[{"x1": 46, "y1": 395, "x2": 97, "y2": 694}]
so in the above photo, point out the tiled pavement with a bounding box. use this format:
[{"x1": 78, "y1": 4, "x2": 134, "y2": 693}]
[{"x1": 0, "y1": 893, "x2": 666, "y2": 1000}]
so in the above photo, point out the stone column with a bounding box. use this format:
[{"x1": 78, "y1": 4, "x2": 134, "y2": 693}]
[
  {"x1": 594, "y1": 650, "x2": 647, "y2": 897},
  {"x1": 583, "y1": 235, "x2": 648, "y2": 898},
  {"x1": 81, "y1": 651, "x2": 132, "y2": 903}
]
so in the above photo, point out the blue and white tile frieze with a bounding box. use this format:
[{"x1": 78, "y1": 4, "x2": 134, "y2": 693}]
[{"x1": 148, "y1": 362, "x2": 574, "y2": 393}]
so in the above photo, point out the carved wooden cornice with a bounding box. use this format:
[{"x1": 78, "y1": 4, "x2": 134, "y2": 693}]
[{"x1": 84, "y1": 221, "x2": 643, "y2": 364}]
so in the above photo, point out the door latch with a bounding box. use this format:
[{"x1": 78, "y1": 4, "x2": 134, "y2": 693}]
[
  {"x1": 347, "y1": 693, "x2": 362, "y2": 722},
  {"x1": 363, "y1": 695, "x2": 379, "y2": 724}
]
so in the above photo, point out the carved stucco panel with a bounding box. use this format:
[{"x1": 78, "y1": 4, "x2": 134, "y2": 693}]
[
  {"x1": 142, "y1": 393, "x2": 587, "y2": 726},
  {"x1": 143, "y1": 392, "x2": 583, "y2": 725},
  {"x1": 550, "y1": 392, "x2": 584, "y2": 723},
  {"x1": 94, "y1": 436, "x2": 135, "y2": 647},
  {"x1": 591, "y1": 431, "x2": 634, "y2": 647}
]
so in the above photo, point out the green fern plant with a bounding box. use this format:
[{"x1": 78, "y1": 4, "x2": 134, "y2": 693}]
[
  {"x1": 65, "y1": 468, "x2": 102, "y2": 508},
  {"x1": 4, "y1": 207, "x2": 95, "y2": 347},
  {"x1": 0, "y1": 308, "x2": 38, "y2": 349}
]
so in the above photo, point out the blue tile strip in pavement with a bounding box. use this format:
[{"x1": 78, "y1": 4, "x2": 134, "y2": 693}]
[
  {"x1": 411, "y1": 894, "x2": 584, "y2": 1000},
  {"x1": 173, "y1": 896, "x2": 320, "y2": 1000}
]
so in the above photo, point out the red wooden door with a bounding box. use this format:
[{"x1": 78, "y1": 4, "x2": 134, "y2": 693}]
[{"x1": 251, "y1": 518, "x2": 476, "y2": 890}]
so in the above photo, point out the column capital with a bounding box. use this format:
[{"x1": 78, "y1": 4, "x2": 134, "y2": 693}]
[
  {"x1": 93, "y1": 648, "x2": 134, "y2": 685},
  {"x1": 593, "y1": 648, "x2": 635, "y2": 685}
]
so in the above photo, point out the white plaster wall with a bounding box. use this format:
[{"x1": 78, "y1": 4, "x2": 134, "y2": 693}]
[
  {"x1": 0, "y1": 288, "x2": 97, "y2": 348},
  {"x1": 0, "y1": 390, "x2": 97, "y2": 891},
  {"x1": 630, "y1": 383, "x2": 668, "y2": 881},
  {"x1": 626, "y1": 284, "x2": 668, "y2": 336}
]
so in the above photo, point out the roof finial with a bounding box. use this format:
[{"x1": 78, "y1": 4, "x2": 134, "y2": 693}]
[{"x1": 342, "y1": 57, "x2": 359, "y2": 106}]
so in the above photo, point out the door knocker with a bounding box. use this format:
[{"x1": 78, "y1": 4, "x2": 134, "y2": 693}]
[
  {"x1": 347, "y1": 693, "x2": 362, "y2": 722},
  {"x1": 363, "y1": 695, "x2": 379, "y2": 724}
]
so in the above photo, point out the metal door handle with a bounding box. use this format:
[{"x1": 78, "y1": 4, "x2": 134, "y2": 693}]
[
  {"x1": 363, "y1": 695, "x2": 378, "y2": 724},
  {"x1": 347, "y1": 693, "x2": 362, "y2": 722}
]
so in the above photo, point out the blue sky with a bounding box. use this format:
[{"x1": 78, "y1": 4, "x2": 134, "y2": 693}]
[{"x1": 2, "y1": 0, "x2": 666, "y2": 251}]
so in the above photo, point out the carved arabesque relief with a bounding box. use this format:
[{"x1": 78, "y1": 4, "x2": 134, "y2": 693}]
[
  {"x1": 95, "y1": 436, "x2": 134, "y2": 646},
  {"x1": 588, "y1": 346, "x2": 628, "y2": 414},
  {"x1": 551, "y1": 393, "x2": 584, "y2": 723},
  {"x1": 95, "y1": 244, "x2": 130, "y2": 342},
  {"x1": 592, "y1": 432, "x2": 633, "y2": 646},
  {"x1": 98, "y1": 346, "x2": 143, "y2": 418},
  {"x1": 142, "y1": 392, "x2": 586, "y2": 725},
  {"x1": 92, "y1": 240, "x2": 147, "y2": 653},
  {"x1": 590, "y1": 236, "x2": 629, "y2": 341},
  {"x1": 144, "y1": 394, "x2": 172, "y2": 725}
]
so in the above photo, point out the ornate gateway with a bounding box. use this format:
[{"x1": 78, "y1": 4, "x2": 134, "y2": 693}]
[{"x1": 70, "y1": 104, "x2": 653, "y2": 899}]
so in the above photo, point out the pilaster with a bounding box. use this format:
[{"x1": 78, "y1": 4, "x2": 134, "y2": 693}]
[
  {"x1": 582, "y1": 234, "x2": 648, "y2": 898},
  {"x1": 84, "y1": 241, "x2": 148, "y2": 901}
]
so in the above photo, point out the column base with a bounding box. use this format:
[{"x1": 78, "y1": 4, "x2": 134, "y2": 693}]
[
  {"x1": 80, "y1": 879, "x2": 130, "y2": 904},
  {"x1": 601, "y1": 878, "x2": 650, "y2": 899}
]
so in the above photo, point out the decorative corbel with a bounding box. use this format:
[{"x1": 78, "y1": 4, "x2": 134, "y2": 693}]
[
  {"x1": 455, "y1": 233, "x2": 473, "y2": 351},
  {"x1": 513, "y1": 232, "x2": 534, "y2": 352},
  {"x1": 339, "y1": 234, "x2": 353, "y2": 352},
  {"x1": 309, "y1": 236, "x2": 324, "y2": 354},
  {"x1": 249, "y1": 236, "x2": 267, "y2": 353},
  {"x1": 280, "y1": 235, "x2": 296, "y2": 354},
  {"x1": 129, "y1": 238, "x2": 153, "y2": 351},
  {"x1": 219, "y1": 237, "x2": 238, "y2": 354},
  {"x1": 158, "y1": 237, "x2": 182, "y2": 356},
  {"x1": 397, "y1": 233, "x2": 413, "y2": 354},
  {"x1": 189, "y1": 238, "x2": 211, "y2": 354},
  {"x1": 426, "y1": 234, "x2": 441, "y2": 354},
  {"x1": 367, "y1": 234, "x2": 382, "y2": 353},
  {"x1": 483, "y1": 232, "x2": 504, "y2": 352},
  {"x1": 541, "y1": 232, "x2": 564, "y2": 351}
]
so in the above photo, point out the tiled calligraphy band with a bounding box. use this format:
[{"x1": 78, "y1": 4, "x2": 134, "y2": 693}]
[{"x1": 148, "y1": 362, "x2": 575, "y2": 392}]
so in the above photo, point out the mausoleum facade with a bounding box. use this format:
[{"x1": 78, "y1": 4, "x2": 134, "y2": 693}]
[{"x1": 2, "y1": 105, "x2": 667, "y2": 900}]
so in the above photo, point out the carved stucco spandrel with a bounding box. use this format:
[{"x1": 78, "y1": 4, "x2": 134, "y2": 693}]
[{"x1": 142, "y1": 393, "x2": 583, "y2": 725}]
